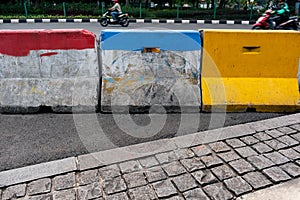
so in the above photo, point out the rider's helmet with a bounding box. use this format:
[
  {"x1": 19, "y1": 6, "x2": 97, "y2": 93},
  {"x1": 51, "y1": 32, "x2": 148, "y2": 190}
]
[{"x1": 113, "y1": 0, "x2": 118, "y2": 2}]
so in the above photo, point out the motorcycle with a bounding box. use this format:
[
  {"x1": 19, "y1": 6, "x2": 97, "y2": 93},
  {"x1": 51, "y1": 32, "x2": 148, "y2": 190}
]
[
  {"x1": 252, "y1": 8, "x2": 298, "y2": 30},
  {"x1": 100, "y1": 10, "x2": 129, "y2": 27}
]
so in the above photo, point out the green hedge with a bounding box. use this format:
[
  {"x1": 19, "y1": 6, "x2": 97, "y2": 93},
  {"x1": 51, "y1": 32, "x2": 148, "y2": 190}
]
[{"x1": 0, "y1": 2, "x2": 261, "y2": 20}]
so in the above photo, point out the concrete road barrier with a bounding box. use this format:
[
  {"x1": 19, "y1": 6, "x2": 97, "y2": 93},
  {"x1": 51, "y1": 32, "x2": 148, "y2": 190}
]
[
  {"x1": 1, "y1": 29, "x2": 299, "y2": 113},
  {"x1": 100, "y1": 29, "x2": 202, "y2": 113},
  {"x1": 201, "y1": 30, "x2": 300, "y2": 112},
  {"x1": 0, "y1": 29, "x2": 99, "y2": 113}
]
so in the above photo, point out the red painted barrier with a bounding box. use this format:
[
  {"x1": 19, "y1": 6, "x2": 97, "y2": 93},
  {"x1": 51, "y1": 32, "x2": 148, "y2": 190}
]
[
  {"x1": 0, "y1": 29, "x2": 99, "y2": 113},
  {"x1": 0, "y1": 29, "x2": 95, "y2": 56}
]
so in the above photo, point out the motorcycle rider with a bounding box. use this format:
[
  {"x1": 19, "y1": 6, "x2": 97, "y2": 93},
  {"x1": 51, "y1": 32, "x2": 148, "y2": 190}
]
[
  {"x1": 273, "y1": 0, "x2": 290, "y2": 26},
  {"x1": 109, "y1": 0, "x2": 122, "y2": 22}
]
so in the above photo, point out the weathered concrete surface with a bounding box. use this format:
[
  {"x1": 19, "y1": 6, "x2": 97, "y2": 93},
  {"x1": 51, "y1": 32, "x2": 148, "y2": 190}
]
[
  {"x1": 100, "y1": 30, "x2": 202, "y2": 113},
  {"x1": 0, "y1": 29, "x2": 99, "y2": 113}
]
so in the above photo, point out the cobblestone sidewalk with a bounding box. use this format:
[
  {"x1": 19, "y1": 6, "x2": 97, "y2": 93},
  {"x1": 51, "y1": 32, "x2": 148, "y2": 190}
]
[{"x1": 1, "y1": 114, "x2": 300, "y2": 200}]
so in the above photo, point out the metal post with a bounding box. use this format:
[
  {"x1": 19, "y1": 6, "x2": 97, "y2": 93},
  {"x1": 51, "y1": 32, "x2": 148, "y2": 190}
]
[
  {"x1": 63, "y1": 2, "x2": 66, "y2": 18},
  {"x1": 101, "y1": 2, "x2": 105, "y2": 15},
  {"x1": 250, "y1": 0, "x2": 254, "y2": 20},
  {"x1": 177, "y1": 4, "x2": 179, "y2": 19},
  {"x1": 140, "y1": 3, "x2": 142, "y2": 18},
  {"x1": 213, "y1": 1, "x2": 217, "y2": 19},
  {"x1": 24, "y1": 0, "x2": 28, "y2": 18}
]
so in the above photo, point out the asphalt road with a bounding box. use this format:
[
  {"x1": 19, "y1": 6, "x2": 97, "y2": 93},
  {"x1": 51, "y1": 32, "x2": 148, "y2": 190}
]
[
  {"x1": 0, "y1": 22, "x2": 289, "y2": 171},
  {"x1": 0, "y1": 112, "x2": 287, "y2": 171},
  {"x1": 0, "y1": 21, "x2": 253, "y2": 36}
]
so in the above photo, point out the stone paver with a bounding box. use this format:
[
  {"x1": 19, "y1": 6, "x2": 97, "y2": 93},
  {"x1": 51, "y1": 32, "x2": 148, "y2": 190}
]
[
  {"x1": 277, "y1": 127, "x2": 297, "y2": 135},
  {"x1": 235, "y1": 146, "x2": 258, "y2": 158},
  {"x1": 128, "y1": 185, "x2": 156, "y2": 200},
  {"x1": 291, "y1": 132, "x2": 300, "y2": 141},
  {"x1": 229, "y1": 159, "x2": 255, "y2": 175},
  {"x1": 240, "y1": 136, "x2": 259, "y2": 145},
  {"x1": 217, "y1": 151, "x2": 241, "y2": 162},
  {"x1": 242, "y1": 172, "x2": 272, "y2": 189},
  {"x1": 77, "y1": 169, "x2": 99, "y2": 186},
  {"x1": 54, "y1": 172, "x2": 76, "y2": 191},
  {"x1": 119, "y1": 160, "x2": 142, "y2": 174},
  {"x1": 251, "y1": 142, "x2": 273, "y2": 154},
  {"x1": 191, "y1": 145, "x2": 212, "y2": 157},
  {"x1": 53, "y1": 189, "x2": 76, "y2": 200},
  {"x1": 226, "y1": 138, "x2": 246, "y2": 148},
  {"x1": 290, "y1": 124, "x2": 300, "y2": 131},
  {"x1": 77, "y1": 182, "x2": 102, "y2": 200},
  {"x1": 172, "y1": 173, "x2": 198, "y2": 192},
  {"x1": 167, "y1": 196, "x2": 185, "y2": 200},
  {"x1": 2, "y1": 184, "x2": 26, "y2": 200},
  {"x1": 28, "y1": 193, "x2": 53, "y2": 200},
  {"x1": 138, "y1": 156, "x2": 159, "y2": 168},
  {"x1": 162, "y1": 161, "x2": 186, "y2": 177},
  {"x1": 123, "y1": 171, "x2": 147, "y2": 189},
  {"x1": 173, "y1": 148, "x2": 195, "y2": 160},
  {"x1": 105, "y1": 192, "x2": 129, "y2": 200},
  {"x1": 263, "y1": 167, "x2": 291, "y2": 183},
  {"x1": 279, "y1": 148, "x2": 300, "y2": 160},
  {"x1": 183, "y1": 188, "x2": 210, "y2": 200},
  {"x1": 264, "y1": 139, "x2": 287, "y2": 150},
  {"x1": 180, "y1": 157, "x2": 206, "y2": 172},
  {"x1": 294, "y1": 145, "x2": 300, "y2": 153},
  {"x1": 264, "y1": 152, "x2": 290, "y2": 165},
  {"x1": 247, "y1": 155, "x2": 275, "y2": 170},
  {"x1": 211, "y1": 164, "x2": 235, "y2": 180},
  {"x1": 253, "y1": 132, "x2": 272, "y2": 141},
  {"x1": 209, "y1": 141, "x2": 231, "y2": 153},
  {"x1": 192, "y1": 170, "x2": 218, "y2": 186},
  {"x1": 98, "y1": 165, "x2": 121, "y2": 180},
  {"x1": 28, "y1": 178, "x2": 51, "y2": 196},
  {"x1": 152, "y1": 179, "x2": 177, "y2": 198},
  {"x1": 155, "y1": 151, "x2": 177, "y2": 164},
  {"x1": 103, "y1": 176, "x2": 127, "y2": 195},
  {"x1": 201, "y1": 155, "x2": 223, "y2": 168},
  {"x1": 224, "y1": 176, "x2": 252, "y2": 196},
  {"x1": 280, "y1": 163, "x2": 300, "y2": 178},
  {"x1": 277, "y1": 135, "x2": 299, "y2": 146},
  {"x1": 265, "y1": 129, "x2": 285, "y2": 138},
  {"x1": 203, "y1": 182, "x2": 233, "y2": 200},
  {"x1": 144, "y1": 166, "x2": 167, "y2": 183}
]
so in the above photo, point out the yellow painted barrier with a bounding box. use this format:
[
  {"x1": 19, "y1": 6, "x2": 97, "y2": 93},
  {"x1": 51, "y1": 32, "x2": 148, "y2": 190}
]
[{"x1": 201, "y1": 30, "x2": 300, "y2": 112}]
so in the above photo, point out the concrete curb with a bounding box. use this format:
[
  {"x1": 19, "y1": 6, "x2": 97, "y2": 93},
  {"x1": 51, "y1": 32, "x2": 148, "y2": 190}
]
[
  {"x1": 0, "y1": 113, "x2": 299, "y2": 188},
  {"x1": 0, "y1": 18, "x2": 256, "y2": 24}
]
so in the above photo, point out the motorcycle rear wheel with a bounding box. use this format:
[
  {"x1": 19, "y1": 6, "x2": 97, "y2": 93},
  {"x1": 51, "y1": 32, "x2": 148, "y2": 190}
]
[
  {"x1": 120, "y1": 18, "x2": 129, "y2": 27},
  {"x1": 100, "y1": 18, "x2": 108, "y2": 27}
]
